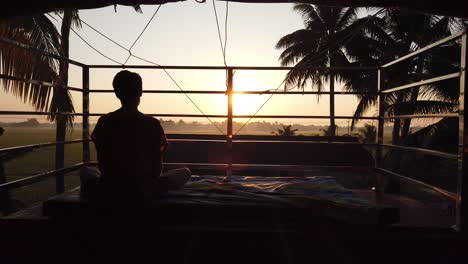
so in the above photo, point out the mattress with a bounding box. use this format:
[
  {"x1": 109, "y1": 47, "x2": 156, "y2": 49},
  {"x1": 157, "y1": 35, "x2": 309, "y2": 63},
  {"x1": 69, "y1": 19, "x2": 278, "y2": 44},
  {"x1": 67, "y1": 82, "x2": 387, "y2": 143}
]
[
  {"x1": 43, "y1": 175, "x2": 399, "y2": 226},
  {"x1": 162, "y1": 175, "x2": 374, "y2": 208}
]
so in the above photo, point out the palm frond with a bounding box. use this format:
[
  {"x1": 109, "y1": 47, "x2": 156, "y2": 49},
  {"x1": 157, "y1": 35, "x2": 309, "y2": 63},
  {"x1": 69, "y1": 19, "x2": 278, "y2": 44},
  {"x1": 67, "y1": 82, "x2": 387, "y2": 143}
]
[
  {"x1": 0, "y1": 15, "x2": 61, "y2": 112},
  {"x1": 385, "y1": 100, "x2": 456, "y2": 117},
  {"x1": 133, "y1": 5, "x2": 143, "y2": 14},
  {"x1": 351, "y1": 96, "x2": 377, "y2": 129}
]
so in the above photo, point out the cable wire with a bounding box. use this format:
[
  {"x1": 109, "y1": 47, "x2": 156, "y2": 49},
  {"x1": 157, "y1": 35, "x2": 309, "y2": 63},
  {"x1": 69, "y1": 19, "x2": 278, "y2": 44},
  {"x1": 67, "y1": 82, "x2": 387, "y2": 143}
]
[
  {"x1": 49, "y1": 13, "x2": 123, "y2": 65},
  {"x1": 211, "y1": 0, "x2": 227, "y2": 66},
  {"x1": 129, "y1": 5, "x2": 162, "y2": 51},
  {"x1": 123, "y1": 5, "x2": 163, "y2": 65},
  {"x1": 223, "y1": 1, "x2": 229, "y2": 60},
  {"x1": 131, "y1": 55, "x2": 226, "y2": 134},
  {"x1": 50, "y1": 13, "x2": 225, "y2": 135}
]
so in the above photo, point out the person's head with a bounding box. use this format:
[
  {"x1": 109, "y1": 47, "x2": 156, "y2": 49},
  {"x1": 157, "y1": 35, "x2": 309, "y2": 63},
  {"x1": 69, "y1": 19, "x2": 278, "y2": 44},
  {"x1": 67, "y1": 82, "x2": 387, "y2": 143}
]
[
  {"x1": 113, "y1": 70, "x2": 142, "y2": 107},
  {"x1": 0, "y1": 127, "x2": 4, "y2": 137}
]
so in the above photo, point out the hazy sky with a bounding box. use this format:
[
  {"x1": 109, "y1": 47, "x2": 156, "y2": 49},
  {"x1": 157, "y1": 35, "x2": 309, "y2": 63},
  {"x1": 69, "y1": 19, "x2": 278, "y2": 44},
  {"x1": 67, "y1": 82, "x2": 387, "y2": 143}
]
[{"x1": 1, "y1": 2, "x2": 370, "y2": 126}]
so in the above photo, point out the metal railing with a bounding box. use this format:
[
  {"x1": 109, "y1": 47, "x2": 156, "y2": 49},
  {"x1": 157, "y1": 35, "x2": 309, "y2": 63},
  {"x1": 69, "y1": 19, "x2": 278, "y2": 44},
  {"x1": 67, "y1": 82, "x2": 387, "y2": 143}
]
[{"x1": 0, "y1": 31, "x2": 466, "y2": 231}]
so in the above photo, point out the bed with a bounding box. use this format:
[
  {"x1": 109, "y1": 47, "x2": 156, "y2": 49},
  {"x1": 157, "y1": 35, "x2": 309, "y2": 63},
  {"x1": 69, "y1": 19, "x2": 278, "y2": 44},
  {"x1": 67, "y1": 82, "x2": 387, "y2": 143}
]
[{"x1": 43, "y1": 174, "x2": 399, "y2": 227}]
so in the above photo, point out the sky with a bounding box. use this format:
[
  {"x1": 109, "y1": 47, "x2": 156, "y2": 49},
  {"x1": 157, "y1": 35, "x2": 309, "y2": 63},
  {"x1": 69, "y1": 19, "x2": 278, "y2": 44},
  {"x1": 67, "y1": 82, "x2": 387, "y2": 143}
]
[{"x1": 0, "y1": 2, "x2": 371, "y2": 126}]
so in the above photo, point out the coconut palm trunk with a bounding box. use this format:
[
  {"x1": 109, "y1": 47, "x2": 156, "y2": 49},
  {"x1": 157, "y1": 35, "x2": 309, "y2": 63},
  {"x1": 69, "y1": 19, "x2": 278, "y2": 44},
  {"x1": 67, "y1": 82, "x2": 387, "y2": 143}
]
[
  {"x1": 400, "y1": 87, "x2": 419, "y2": 139},
  {"x1": 401, "y1": 59, "x2": 424, "y2": 140},
  {"x1": 54, "y1": 10, "x2": 73, "y2": 193}
]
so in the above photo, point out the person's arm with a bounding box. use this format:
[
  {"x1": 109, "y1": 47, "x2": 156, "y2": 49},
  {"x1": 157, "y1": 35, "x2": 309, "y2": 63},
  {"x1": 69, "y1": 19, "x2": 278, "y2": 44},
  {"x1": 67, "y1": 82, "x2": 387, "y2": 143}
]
[
  {"x1": 151, "y1": 120, "x2": 166, "y2": 179},
  {"x1": 160, "y1": 122, "x2": 168, "y2": 153},
  {"x1": 91, "y1": 118, "x2": 102, "y2": 151}
]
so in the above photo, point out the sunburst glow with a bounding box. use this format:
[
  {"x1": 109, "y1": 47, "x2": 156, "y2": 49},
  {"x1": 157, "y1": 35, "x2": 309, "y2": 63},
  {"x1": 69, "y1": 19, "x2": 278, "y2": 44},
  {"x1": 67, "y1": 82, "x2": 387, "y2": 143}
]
[{"x1": 232, "y1": 76, "x2": 266, "y2": 115}]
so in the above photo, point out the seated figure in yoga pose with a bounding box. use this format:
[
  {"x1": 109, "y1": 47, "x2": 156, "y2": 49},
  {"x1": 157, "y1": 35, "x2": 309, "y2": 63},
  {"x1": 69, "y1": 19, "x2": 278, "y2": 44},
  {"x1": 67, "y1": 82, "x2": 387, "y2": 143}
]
[{"x1": 90, "y1": 70, "x2": 191, "y2": 205}]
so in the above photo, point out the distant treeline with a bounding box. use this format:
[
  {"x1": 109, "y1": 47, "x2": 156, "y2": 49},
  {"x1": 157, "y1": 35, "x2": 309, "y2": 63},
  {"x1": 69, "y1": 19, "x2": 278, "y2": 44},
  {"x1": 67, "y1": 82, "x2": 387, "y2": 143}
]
[{"x1": 0, "y1": 118, "x2": 423, "y2": 135}]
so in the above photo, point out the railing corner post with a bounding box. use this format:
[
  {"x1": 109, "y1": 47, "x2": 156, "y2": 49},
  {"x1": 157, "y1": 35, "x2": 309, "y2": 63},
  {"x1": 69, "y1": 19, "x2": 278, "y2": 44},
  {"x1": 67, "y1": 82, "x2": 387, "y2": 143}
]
[
  {"x1": 375, "y1": 68, "x2": 385, "y2": 193},
  {"x1": 225, "y1": 68, "x2": 234, "y2": 181},
  {"x1": 457, "y1": 32, "x2": 467, "y2": 232},
  {"x1": 82, "y1": 66, "x2": 90, "y2": 164}
]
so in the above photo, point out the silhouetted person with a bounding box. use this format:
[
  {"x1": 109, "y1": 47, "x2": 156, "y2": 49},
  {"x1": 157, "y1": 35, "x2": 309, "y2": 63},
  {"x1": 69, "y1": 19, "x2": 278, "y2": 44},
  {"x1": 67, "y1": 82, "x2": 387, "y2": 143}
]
[{"x1": 90, "y1": 70, "x2": 190, "y2": 206}]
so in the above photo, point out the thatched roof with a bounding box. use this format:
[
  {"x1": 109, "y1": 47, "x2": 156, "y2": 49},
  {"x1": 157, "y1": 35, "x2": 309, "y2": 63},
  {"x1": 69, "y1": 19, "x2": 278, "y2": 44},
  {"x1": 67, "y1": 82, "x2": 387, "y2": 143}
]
[{"x1": 1, "y1": 0, "x2": 468, "y2": 19}]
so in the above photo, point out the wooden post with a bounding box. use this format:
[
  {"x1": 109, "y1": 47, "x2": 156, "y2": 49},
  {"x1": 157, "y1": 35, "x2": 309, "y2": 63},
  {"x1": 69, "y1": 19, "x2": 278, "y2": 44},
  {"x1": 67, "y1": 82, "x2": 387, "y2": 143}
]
[
  {"x1": 225, "y1": 69, "x2": 233, "y2": 181},
  {"x1": 457, "y1": 33, "x2": 467, "y2": 232},
  {"x1": 82, "y1": 67, "x2": 90, "y2": 163}
]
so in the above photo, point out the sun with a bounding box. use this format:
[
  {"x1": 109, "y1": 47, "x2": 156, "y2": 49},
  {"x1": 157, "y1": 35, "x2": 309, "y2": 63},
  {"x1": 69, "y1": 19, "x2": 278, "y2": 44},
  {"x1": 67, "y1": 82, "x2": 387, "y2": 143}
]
[{"x1": 231, "y1": 76, "x2": 265, "y2": 115}]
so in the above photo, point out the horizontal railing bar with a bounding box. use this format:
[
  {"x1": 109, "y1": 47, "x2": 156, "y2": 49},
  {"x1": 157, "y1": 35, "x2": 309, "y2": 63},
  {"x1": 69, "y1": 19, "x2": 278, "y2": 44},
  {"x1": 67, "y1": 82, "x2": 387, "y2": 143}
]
[
  {"x1": 88, "y1": 89, "x2": 377, "y2": 95},
  {"x1": 85, "y1": 161, "x2": 369, "y2": 171},
  {"x1": 87, "y1": 65, "x2": 380, "y2": 71},
  {"x1": 380, "y1": 144, "x2": 458, "y2": 160},
  {"x1": 87, "y1": 65, "x2": 378, "y2": 71},
  {"x1": 0, "y1": 163, "x2": 85, "y2": 191},
  {"x1": 0, "y1": 36, "x2": 86, "y2": 67},
  {"x1": 233, "y1": 115, "x2": 378, "y2": 119},
  {"x1": 0, "y1": 111, "x2": 377, "y2": 119},
  {"x1": 384, "y1": 113, "x2": 458, "y2": 119},
  {"x1": 88, "y1": 113, "x2": 379, "y2": 119},
  {"x1": 0, "y1": 111, "x2": 83, "y2": 116},
  {"x1": 0, "y1": 74, "x2": 83, "y2": 92},
  {"x1": 375, "y1": 167, "x2": 457, "y2": 201},
  {"x1": 167, "y1": 139, "x2": 371, "y2": 145},
  {"x1": 382, "y1": 31, "x2": 465, "y2": 68},
  {"x1": 0, "y1": 140, "x2": 85, "y2": 155},
  {"x1": 381, "y1": 72, "x2": 460, "y2": 94}
]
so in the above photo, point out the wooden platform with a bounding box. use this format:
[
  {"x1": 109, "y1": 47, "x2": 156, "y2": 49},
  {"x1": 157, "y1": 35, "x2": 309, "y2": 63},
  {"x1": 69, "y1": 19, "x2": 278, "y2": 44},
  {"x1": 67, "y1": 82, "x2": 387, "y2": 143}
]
[
  {"x1": 4, "y1": 185, "x2": 455, "y2": 228},
  {"x1": 0, "y1": 185, "x2": 463, "y2": 264}
]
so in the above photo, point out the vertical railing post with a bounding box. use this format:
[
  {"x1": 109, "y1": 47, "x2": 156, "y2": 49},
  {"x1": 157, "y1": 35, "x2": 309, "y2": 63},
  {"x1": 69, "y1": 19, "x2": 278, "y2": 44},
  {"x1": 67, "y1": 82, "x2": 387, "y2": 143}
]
[
  {"x1": 457, "y1": 32, "x2": 467, "y2": 232},
  {"x1": 375, "y1": 68, "x2": 384, "y2": 192},
  {"x1": 225, "y1": 68, "x2": 233, "y2": 181},
  {"x1": 329, "y1": 69, "x2": 336, "y2": 139},
  {"x1": 55, "y1": 116, "x2": 65, "y2": 193},
  {"x1": 82, "y1": 66, "x2": 90, "y2": 163},
  {"x1": 0, "y1": 127, "x2": 12, "y2": 215}
]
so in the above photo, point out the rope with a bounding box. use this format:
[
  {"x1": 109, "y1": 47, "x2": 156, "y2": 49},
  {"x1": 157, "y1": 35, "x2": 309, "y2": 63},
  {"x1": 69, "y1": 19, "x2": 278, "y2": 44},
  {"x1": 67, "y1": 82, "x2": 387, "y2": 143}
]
[
  {"x1": 48, "y1": 13, "x2": 123, "y2": 64},
  {"x1": 223, "y1": 1, "x2": 229, "y2": 60},
  {"x1": 131, "y1": 55, "x2": 226, "y2": 134},
  {"x1": 233, "y1": 79, "x2": 287, "y2": 135},
  {"x1": 49, "y1": 13, "x2": 225, "y2": 135},
  {"x1": 211, "y1": 0, "x2": 227, "y2": 66},
  {"x1": 123, "y1": 5, "x2": 163, "y2": 65}
]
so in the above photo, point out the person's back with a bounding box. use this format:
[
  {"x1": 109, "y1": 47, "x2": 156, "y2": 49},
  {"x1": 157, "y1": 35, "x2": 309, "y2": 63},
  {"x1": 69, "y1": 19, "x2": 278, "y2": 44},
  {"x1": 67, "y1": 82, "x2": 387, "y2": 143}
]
[
  {"x1": 92, "y1": 109, "x2": 165, "y2": 203},
  {"x1": 91, "y1": 70, "x2": 169, "y2": 207},
  {"x1": 90, "y1": 70, "x2": 190, "y2": 208}
]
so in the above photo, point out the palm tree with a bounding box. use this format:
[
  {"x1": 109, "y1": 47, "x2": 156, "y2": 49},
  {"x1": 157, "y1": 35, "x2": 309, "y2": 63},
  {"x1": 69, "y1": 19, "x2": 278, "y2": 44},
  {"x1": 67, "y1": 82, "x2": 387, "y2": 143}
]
[
  {"x1": 320, "y1": 124, "x2": 339, "y2": 136},
  {"x1": 357, "y1": 123, "x2": 376, "y2": 143},
  {"x1": 276, "y1": 4, "x2": 379, "y2": 136},
  {"x1": 0, "y1": 15, "x2": 62, "y2": 112},
  {"x1": 344, "y1": 9, "x2": 464, "y2": 144},
  {"x1": 272, "y1": 125, "x2": 299, "y2": 136}
]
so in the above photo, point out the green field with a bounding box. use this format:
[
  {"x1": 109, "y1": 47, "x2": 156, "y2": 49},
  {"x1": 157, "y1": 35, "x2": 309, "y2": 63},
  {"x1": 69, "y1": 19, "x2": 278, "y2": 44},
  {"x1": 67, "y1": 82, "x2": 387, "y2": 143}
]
[{"x1": 0, "y1": 127, "x2": 97, "y2": 213}]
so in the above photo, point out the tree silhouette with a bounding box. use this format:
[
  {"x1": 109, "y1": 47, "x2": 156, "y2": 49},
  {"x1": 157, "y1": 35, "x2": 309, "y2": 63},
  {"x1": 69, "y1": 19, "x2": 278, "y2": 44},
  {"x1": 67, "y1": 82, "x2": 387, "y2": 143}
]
[
  {"x1": 272, "y1": 125, "x2": 299, "y2": 136},
  {"x1": 357, "y1": 123, "x2": 376, "y2": 143}
]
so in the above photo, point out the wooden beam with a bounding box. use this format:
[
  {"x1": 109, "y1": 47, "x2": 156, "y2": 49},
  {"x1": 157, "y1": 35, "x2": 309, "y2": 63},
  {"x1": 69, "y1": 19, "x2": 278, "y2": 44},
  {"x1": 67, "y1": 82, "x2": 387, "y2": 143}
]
[{"x1": 1, "y1": 0, "x2": 468, "y2": 19}]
